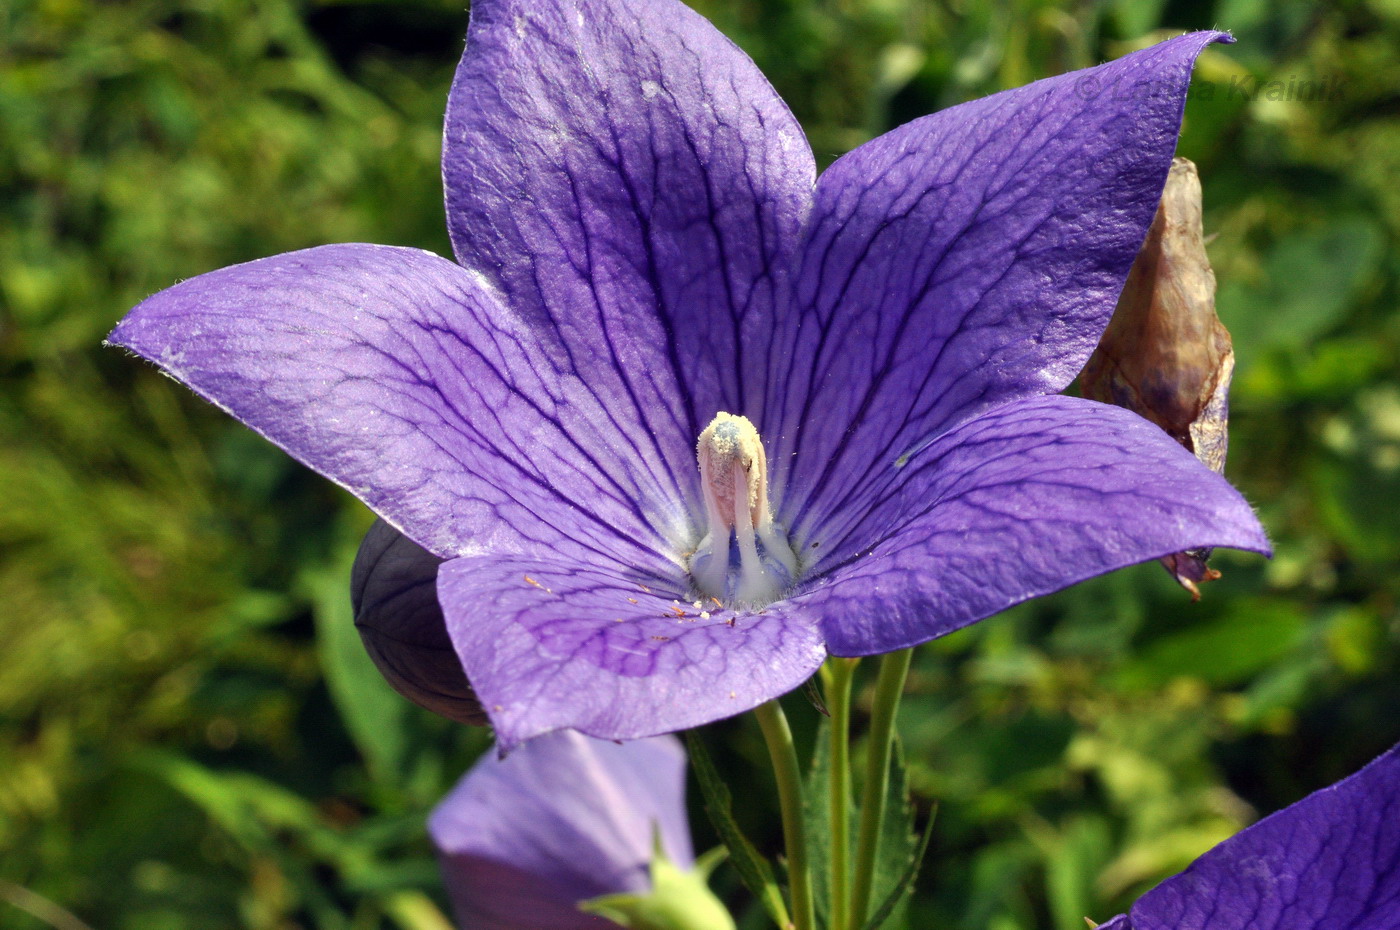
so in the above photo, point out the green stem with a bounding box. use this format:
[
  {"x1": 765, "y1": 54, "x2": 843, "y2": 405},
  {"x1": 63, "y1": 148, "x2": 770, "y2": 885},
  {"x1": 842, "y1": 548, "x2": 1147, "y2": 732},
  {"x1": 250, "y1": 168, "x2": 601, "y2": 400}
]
[
  {"x1": 849, "y1": 648, "x2": 913, "y2": 927},
  {"x1": 825, "y1": 658, "x2": 858, "y2": 930},
  {"x1": 754, "y1": 699, "x2": 815, "y2": 930}
]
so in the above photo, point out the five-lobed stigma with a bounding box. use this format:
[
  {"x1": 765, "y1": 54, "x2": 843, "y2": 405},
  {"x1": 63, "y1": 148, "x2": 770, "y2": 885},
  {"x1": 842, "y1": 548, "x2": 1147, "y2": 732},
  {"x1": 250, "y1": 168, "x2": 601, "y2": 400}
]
[{"x1": 690, "y1": 412, "x2": 798, "y2": 607}]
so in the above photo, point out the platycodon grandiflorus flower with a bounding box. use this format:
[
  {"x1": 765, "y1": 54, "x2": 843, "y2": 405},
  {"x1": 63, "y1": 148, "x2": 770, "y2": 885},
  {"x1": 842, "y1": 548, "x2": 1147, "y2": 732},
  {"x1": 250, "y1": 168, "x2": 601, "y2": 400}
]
[{"x1": 109, "y1": 0, "x2": 1269, "y2": 747}]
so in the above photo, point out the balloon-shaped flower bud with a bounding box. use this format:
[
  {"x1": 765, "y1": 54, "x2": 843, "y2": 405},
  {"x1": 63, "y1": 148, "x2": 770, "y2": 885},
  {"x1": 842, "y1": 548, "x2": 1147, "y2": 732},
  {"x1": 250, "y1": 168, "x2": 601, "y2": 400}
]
[
  {"x1": 690, "y1": 412, "x2": 798, "y2": 607},
  {"x1": 1090, "y1": 740, "x2": 1400, "y2": 929},
  {"x1": 1081, "y1": 157, "x2": 1235, "y2": 598},
  {"x1": 350, "y1": 519, "x2": 485, "y2": 725},
  {"x1": 430, "y1": 731, "x2": 733, "y2": 930}
]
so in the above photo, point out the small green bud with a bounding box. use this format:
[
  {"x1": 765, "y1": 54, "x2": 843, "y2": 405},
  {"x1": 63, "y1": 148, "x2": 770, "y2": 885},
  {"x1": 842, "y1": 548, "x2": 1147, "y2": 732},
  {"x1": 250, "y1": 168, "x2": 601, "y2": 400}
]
[{"x1": 580, "y1": 841, "x2": 735, "y2": 930}]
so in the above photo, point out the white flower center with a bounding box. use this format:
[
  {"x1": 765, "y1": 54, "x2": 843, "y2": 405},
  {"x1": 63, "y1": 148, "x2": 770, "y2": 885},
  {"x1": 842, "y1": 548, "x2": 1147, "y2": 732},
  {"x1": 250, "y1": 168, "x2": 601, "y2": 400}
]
[{"x1": 689, "y1": 413, "x2": 798, "y2": 607}]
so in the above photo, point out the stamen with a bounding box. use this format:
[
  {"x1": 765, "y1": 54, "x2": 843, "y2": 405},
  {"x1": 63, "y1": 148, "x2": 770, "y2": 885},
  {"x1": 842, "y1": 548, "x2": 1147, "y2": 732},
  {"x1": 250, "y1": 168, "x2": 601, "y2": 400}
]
[{"x1": 690, "y1": 413, "x2": 798, "y2": 606}]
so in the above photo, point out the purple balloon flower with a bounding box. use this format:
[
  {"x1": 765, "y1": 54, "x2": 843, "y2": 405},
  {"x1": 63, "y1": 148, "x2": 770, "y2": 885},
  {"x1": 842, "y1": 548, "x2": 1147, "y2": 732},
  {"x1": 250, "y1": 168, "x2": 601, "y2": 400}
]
[
  {"x1": 430, "y1": 731, "x2": 693, "y2": 930},
  {"x1": 1097, "y1": 742, "x2": 1400, "y2": 930},
  {"x1": 109, "y1": 0, "x2": 1268, "y2": 748}
]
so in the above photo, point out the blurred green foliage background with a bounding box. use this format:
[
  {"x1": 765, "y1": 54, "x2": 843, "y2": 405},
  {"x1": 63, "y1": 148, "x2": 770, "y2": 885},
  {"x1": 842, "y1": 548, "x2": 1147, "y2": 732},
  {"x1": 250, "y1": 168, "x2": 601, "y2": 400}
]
[{"x1": 2, "y1": 0, "x2": 1398, "y2": 927}]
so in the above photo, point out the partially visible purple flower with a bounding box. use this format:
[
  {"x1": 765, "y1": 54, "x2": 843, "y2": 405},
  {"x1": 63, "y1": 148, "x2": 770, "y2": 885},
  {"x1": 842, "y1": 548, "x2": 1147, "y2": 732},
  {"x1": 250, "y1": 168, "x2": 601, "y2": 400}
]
[
  {"x1": 1097, "y1": 743, "x2": 1400, "y2": 930},
  {"x1": 430, "y1": 731, "x2": 693, "y2": 930},
  {"x1": 109, "y1": 0, "x2": 1269, "y2": 747}
]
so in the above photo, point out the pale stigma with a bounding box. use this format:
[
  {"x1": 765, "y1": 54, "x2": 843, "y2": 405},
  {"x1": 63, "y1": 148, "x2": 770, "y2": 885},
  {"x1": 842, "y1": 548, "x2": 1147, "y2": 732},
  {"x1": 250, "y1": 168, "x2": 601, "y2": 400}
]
[{"x1": 689, "y1": 413, "x2": 798, "y2": 607}]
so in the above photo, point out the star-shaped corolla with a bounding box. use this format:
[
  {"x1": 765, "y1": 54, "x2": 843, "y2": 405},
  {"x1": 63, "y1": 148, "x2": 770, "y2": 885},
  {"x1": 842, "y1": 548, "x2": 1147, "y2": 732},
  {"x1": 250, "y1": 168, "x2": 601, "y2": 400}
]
[
  {"x1": 430, "y1": 731, "x2": 701, "y2": 930},
  {"x1": 1096, "y1": 742, "x2": 1400, "y2": 930},
  {"x1": 109, "y1": 0, "x2": 1268, "y2": 748}
]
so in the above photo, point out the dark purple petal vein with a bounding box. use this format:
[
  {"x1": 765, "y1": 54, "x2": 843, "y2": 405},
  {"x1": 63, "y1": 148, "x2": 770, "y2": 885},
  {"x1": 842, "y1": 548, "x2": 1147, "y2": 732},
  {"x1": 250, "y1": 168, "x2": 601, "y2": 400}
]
[
  {"x1": 787, "y1": 395, "x2": 1269, "y2": 656},
  {"x1": 1129, "y1": 743, "x2": 1400, "y2": 930},
  {"x1": 437, "y1": 553, "x2": 826, "y2": 747},
  {"x1": 770, "y1": 32, "x2": 1232, "y2": 536},
  {"x1": 108, "y1": 244, "x2": 682, "y2": 572},
  {"x1": 445, "y1": 0, "x2": 815, "y2": 493}
]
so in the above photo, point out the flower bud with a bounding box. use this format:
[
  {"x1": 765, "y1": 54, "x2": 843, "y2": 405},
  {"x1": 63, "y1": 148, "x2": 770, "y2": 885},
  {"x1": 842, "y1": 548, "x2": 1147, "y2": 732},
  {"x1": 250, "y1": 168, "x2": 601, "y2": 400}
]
[
  {"x1": 350, "y1": 519, "x2": 485, "y2": 725},
  {"x1": 1081, "y1": 157, "x2": 1233, "y2": 598}
]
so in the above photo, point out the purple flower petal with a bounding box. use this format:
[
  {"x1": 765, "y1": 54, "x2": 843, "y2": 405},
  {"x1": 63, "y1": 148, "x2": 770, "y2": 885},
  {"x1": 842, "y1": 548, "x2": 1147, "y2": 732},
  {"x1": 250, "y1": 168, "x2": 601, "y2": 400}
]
[
  {"x1": 1126, "y1": 744, "x2": 1400, "y2": 930},
  {"x1": 786, "y1": 395, "x2": 1269, "y2": 657},
  {"x1": 436, "y1": 553, "x2": 826, "y2": 748},
  {"x1": 108, "y1": 244, "x2": 685, "y2": 570},
  {"x1": 769, "y1": 32, "x2": 1232, "y2": 532},
  {"x1": 110, "y1": 6, "x2": 1273, "y2": 745},
  {"x1": 1096, "y1": 743, "x2": 1400, "y2": 930},
  {"x1": 444, "y1": 0, "x2": 814, "y2": 452},
  {"x1": 350, "y1": 519, "x2": 484, "y2": 725},
  {"x1": 431, "y1": 730, "x2": 692, "y2": 930}
]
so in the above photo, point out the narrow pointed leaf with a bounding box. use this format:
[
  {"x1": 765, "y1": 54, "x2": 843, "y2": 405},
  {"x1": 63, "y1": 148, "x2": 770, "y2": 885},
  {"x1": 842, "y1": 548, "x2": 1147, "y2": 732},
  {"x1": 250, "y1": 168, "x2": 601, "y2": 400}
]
[
  {"x1": 802, "y1": 717, "x2": 846, "y2": 929},
  {"x1": 861, "y1": 797, "x2": 936, "y2": 930},
  {"x1": 684, "y1": 731, "x2": 790, "y2": 929},
  {"x1": 859, "y1": 737, "x2": 922, "y2": 929}
]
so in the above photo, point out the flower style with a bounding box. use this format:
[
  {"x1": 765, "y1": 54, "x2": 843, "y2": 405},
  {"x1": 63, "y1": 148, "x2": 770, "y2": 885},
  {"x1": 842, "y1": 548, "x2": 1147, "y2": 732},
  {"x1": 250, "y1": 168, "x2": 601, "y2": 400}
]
[
  {"x1": 430, "y1": 730, "x2": 723, "y2": 930},
  {"x1": 1096, "y1": 741, "x2": 1400, "y2": 929},
  {"x1": 109, "y1": 0, "x2": 1268, "y2": 748}
]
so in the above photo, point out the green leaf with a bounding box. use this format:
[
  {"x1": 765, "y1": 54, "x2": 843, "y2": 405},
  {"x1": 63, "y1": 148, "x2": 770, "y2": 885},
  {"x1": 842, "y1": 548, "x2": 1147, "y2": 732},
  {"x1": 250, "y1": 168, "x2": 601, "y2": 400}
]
[
  {"x1": 861, "y1": 800, "x2": 935, "y2": 930},
  {"x1": 381, "y1": 891, "x2": 457, "y2": 930},
  {"x1": 1116, "y1": 599, "x2": 1307, "y2": 689},
  {"x1": 132, "y1": 750, "x2": 361, "y2": 928},
  {"x1": 1108, "y1": 0, "x2": 1168, "y2": 37},
  {"x1": 303, "y1": 544, "x2": 415, "y2": 784},
  {"x1": 1044, "y1": 816, "x2": 1112, "y2": 930},
  {"x1": 861, "y1": 738, "x2": 927, "y2": 930},
  {"x1": 1223, "y1": 214, "x2": 1384, "y2": 368},
  {"x1": 683, "y1": 731, "x2": 790, "y2": 929},
  {"x1": 802, "y1": 717, "x2": 844, "y2": 929}
]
